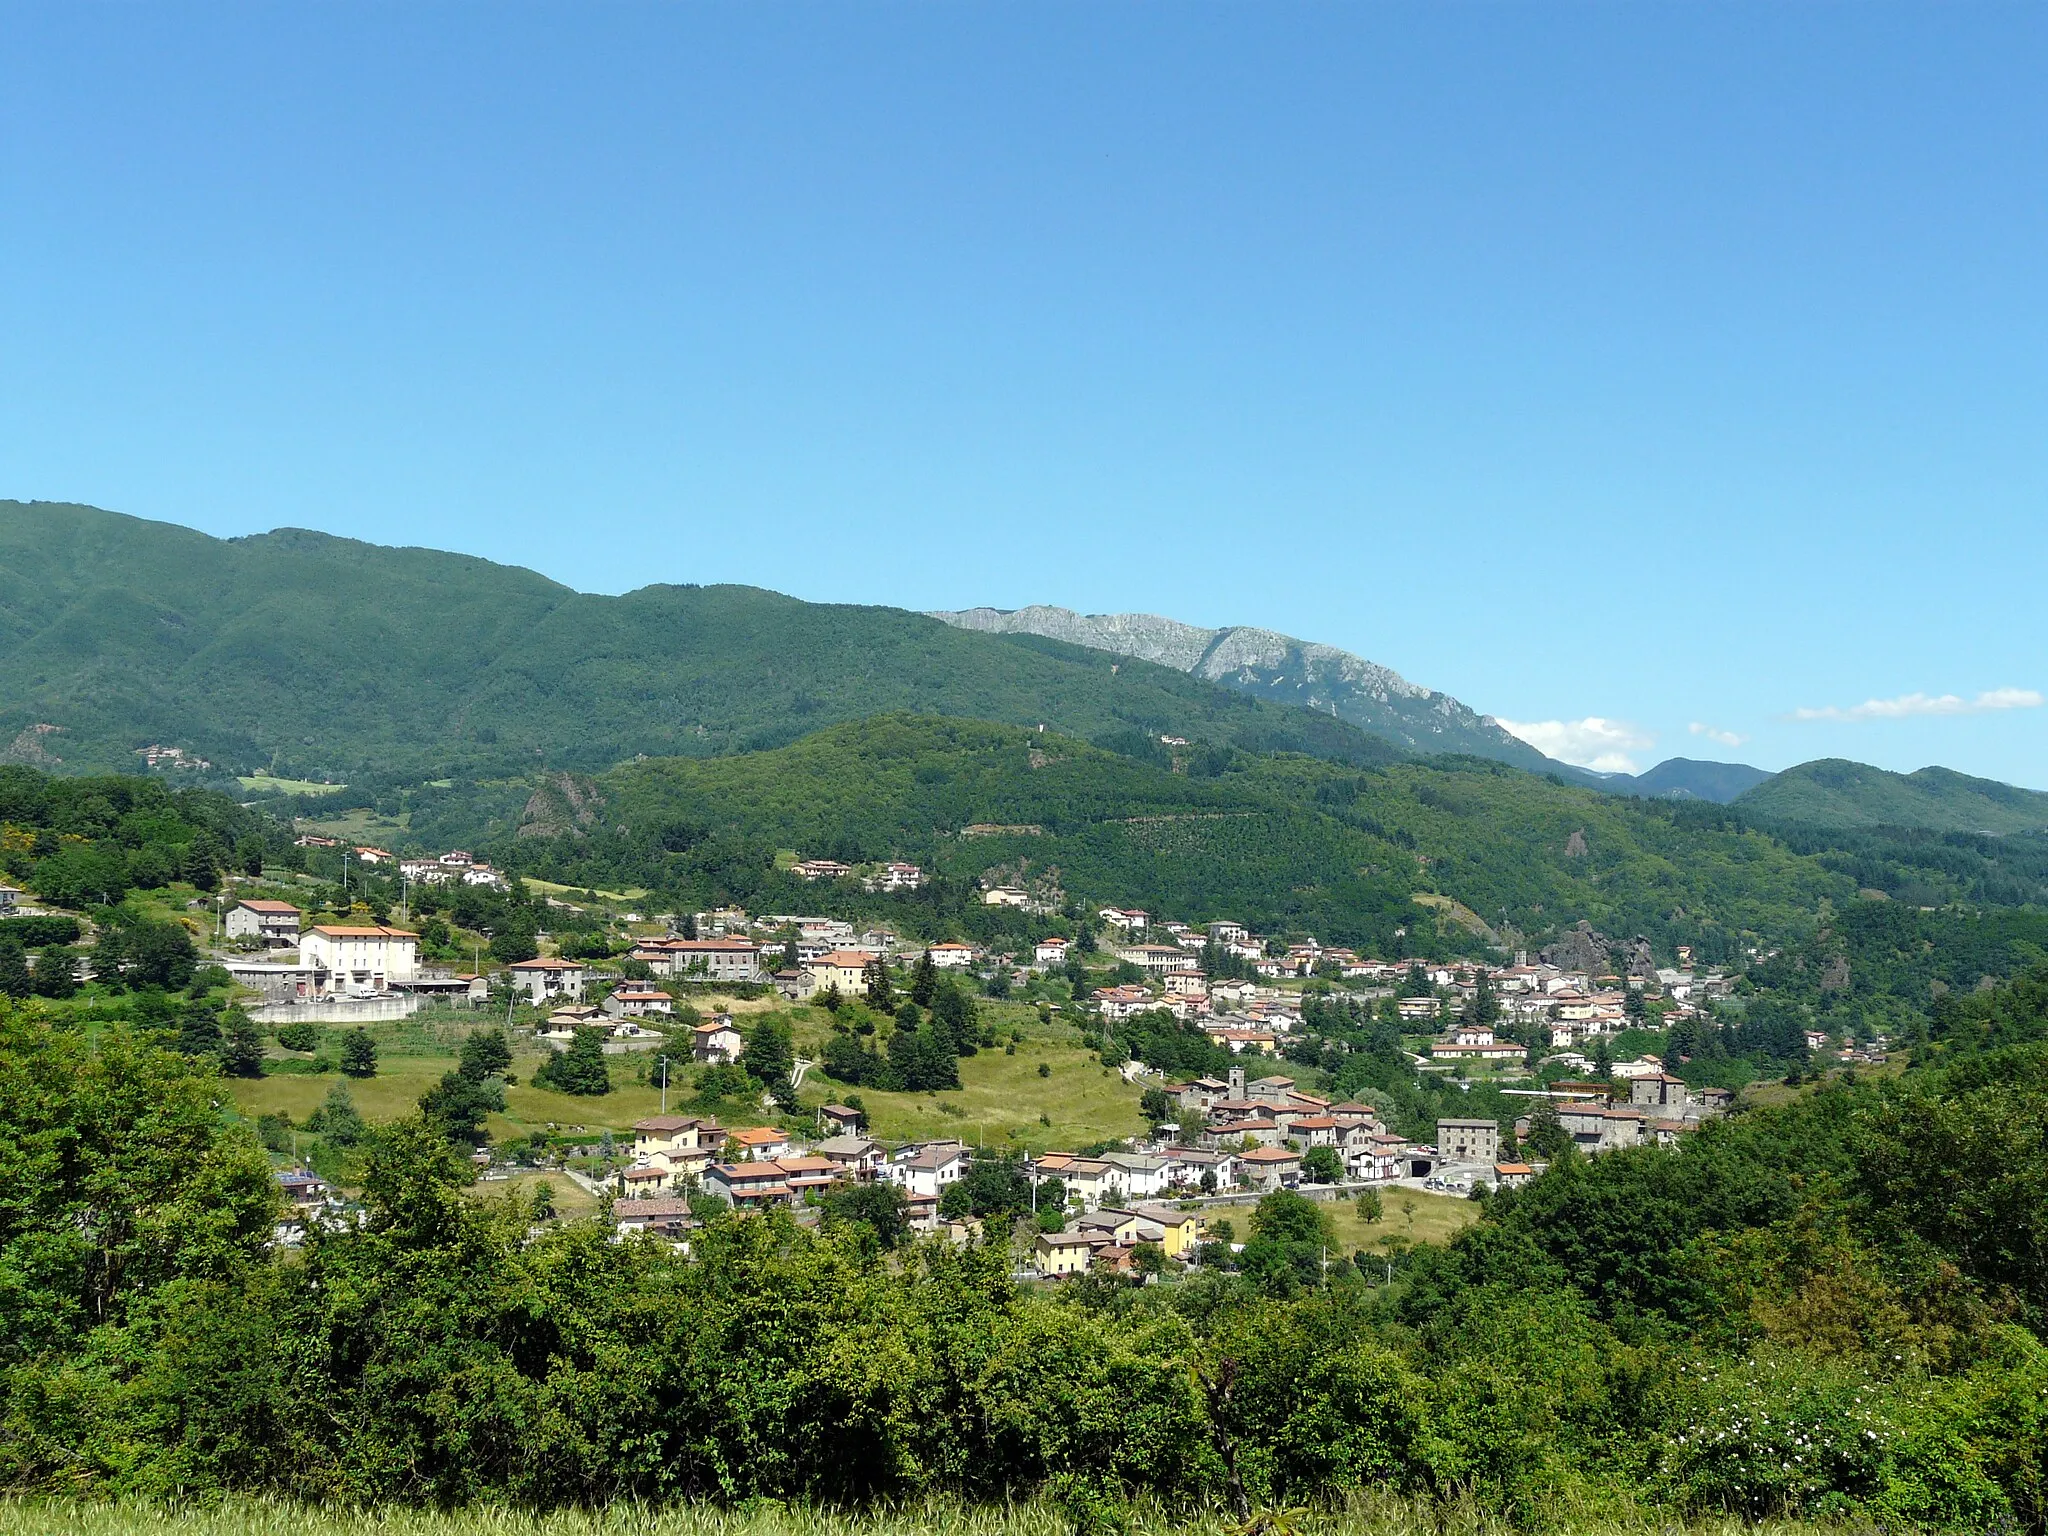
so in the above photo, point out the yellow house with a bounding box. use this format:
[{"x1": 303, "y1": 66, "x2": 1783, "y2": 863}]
[
  {"x1": 1133, "y1": 1204, "x2": 1202, "y2": 1258},
  {"x1": 1035, "y1": 1230, "x2": 1093, "y2": 1277}
]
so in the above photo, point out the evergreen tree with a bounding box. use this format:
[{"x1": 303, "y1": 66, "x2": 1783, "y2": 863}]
[
  {"x1": 306, "y1": 1081, "x2": 366, "y2": 1146},
  {"x1": 534, "y1": 1028, "x2": 611, "y2": 1095},
  {"x1": 911, "y1": 951, "x2": 937, "y2": 1007},
  {"x1": 741, "y1": 1016, "x2": 795, "y2": 1099},
  {"x1": 339, "y1": 1027, "x2": 379, "y2": 1079},
  {"x1": 1592, "y1": 1035, "x2": 1614, "y2": 1079},
  {"x1": 1403, "y1": 961, "x2": 1433, "y2": 998},
  {"x1": 175, "y1": 1003, "x2": 223, "y2": 1058},
  {"x1": 930, "y1": 980, "x2": 978, "y2": 1056},
  {"x1": 863, "y1": 956, "x2": 893, "y2": 1010},
  {"x1": 0, "y1": 937, "x2": 30, "y2": 1000},
  {"x1": 1464, "y1": 969, "x2": 1499, "y2": 1026},
  {"x1": 219, "y1": 1008, "x2": 266, "y2": 1078}
]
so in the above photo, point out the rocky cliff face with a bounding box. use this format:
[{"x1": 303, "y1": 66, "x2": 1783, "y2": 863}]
[{"x1": 932, "y1": 605, "x2": 1554, "y2": 768}]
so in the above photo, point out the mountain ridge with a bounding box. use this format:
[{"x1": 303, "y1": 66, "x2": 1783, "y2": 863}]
[
  {"x1": 1737, "y1": 757, "x2": 2048, "y2": 834},
  {"x1": 0, "y1": 500, "x2": 1409, "y2": 783},
  {"x1": 932, "y1": 603, "x2": 1558, "y2": 769}
]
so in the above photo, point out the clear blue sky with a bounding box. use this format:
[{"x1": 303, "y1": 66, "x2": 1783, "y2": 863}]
[{"x1": 4, "y1": 5, "x2": 2044, "y2": 782}]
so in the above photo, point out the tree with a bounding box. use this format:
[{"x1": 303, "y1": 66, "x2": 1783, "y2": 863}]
[
  {"x1": 911, "y1": 951, "x2": 937, "y2": 1007},
  {"x1": 175, "y1": 1003, "x2": 223, "y2": 1059},
  {"x1": 1524, "y1": 1099, "x2": 1572, "y2": 1161},
  {"x1": 1402, "y1": 961, "x2": 1432, "y2": 998},
  {"x1": 929, "y1": 980, "x2": 979, "y2": 1056},
  {"x1": 741, "y1": 1016, "x2": 795, "y2": 1097},
  {"x1": 863, "y1": 956, "x2": 893, "y2": 1010},
  {"x1": 457, "y1": 1028, "x2": 513, "y2": 1083},
  {"x1": 219, "y1": 1008, "x2": 266, "y2": 1079},
  {"x1": 823, "y1": 1179, "x2": 911, "y2": 1250},
  {"x1": 1464, "y1": 968, "x2": 1499, "y2": 1026},
  {"x1": 29, "y1": 945, "x2": 76, "y2": 1000},
  {"x1": 0, "y1": 937, "x2": 30, "y2": 1000},
  {"x1": 533, "y1": 1029, "x2": 611, "y2": 1096},
  {"x1": 1238, "y1": 1189, "x2": 1336, "y2": 1296},
  {"x1": 1139, "y1": 1086, "x2": 1178, "y2": 1129},
  {"x1": 1592, "y1": 1036, "x2": 1614, "y2": 1079},
  {"x1": 339, "y1": 1027, "x2": 379, "y2": 1079},
  {"x1": 938, "y1": 1181, "x2": 973, "y2": 1220},
  {"x1": 1355, "y1": 1188, "x2": 1383, "y2": 1224},
  {"x1": 306, "y1": 1081, "x2": 366, "y2": 1147},
  {"x1": 123, "y1": 919, "x2": 199, "y2": 990},
  {"x1": 1302, "y1": 1145, "x2": 1344, "y2": 1184},
  {"x1": 420, "y1": 1069, "x2": 504, "y2": 1145},
  {"x1": 490, "y1": 927, "x2": 539, "y2": 965}
]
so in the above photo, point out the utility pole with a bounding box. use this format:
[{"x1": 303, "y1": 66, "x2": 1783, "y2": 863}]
[{"x1": 658, "y1": 1054, "x2": 669, "y2": 1113}]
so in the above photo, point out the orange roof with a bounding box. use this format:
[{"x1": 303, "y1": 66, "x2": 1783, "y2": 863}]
[
  {"x1": 309, "y1": 924, "x2": 418, "y2": 939},
  {"x1": 728, "y1": 1127, "x2": 786, "y2": 1146},
  {"x1": 510, "y1": 957, "x2": 585, "y2": 970},
  {"x1": 1241, "y1": 1146, "x2": 1302, "y2": 1164},
  {"x1": 237, "y1": 899, "x2": 301, "y2": 914}
]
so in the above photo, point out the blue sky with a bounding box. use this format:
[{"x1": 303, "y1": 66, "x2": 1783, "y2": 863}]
[{"x1": 3, "y1": 4, "x2": 2044, "y2": 783}]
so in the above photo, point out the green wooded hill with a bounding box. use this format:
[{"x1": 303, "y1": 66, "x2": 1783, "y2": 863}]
[
  {"x1": 545, "y1": 714, "x2": 1850, "y2": 957},
  {"x1": 0, "y1": 501, "x2": 1402, "y2": 782},
  {"x1": 1738, "y1": 757, "x2": 2048, "y2": 833}
]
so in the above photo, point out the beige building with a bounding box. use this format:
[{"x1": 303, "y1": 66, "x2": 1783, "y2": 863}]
[
  {"x1": 1437, "y1": 1117, "x2": 1502, "y2": 1164},
  {"x1": 301, "y1": 925, "x2": 418, "y2": 996}
]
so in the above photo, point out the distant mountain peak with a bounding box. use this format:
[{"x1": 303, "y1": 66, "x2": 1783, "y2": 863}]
[{"x1": 930, "y1": 604, "x2": 1548, "y2": 768}]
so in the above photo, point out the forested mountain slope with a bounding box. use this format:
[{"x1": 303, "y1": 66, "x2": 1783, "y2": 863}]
[
  {"x1": 1738, "y1": 757, "x2": 2048, "y2": 833},
  {"x1": 528, "y1": 714, "x2": 1850, "y2": 957},
  {"x1": 0, "y1": 502, "x2": 1403, "y2": 780}
]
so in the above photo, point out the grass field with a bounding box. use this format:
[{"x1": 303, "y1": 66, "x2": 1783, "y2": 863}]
[
  {"x1": 1201, "y1": 1187, "x2": 1479, "y2": 1256},
  {"x1": 0, "y1": 1496, "x2": 1844, "y2": 1536},
  {"x1": 471, "y1": 1169, "x2": 601, "y2": 1218},
  {"x1": 237, "y1": 774, "x2": 347, "y2": 796},
  {"x1": 230, "y1": 998, "x2": 1153, "y2": 1154},
  {"x1": 793, "y1": 1003, "x2": 1148, "y2": 1151}
]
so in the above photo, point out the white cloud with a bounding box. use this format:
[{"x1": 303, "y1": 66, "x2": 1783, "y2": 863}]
[
  {"x1": 1791, "y1": 687, "x2": 2044, "y2": 723},
  {"x1": 1688, "y1": 722, "x2": 1748, "y2": 749},
  {"x1": 1496, "y1": 716, "x2": 1654, "y2": 775}
]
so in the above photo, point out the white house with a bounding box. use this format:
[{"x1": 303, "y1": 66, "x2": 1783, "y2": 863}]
[
  {"x1": 1034, "y1": 936, "x2": 1071, "y2": 966},
  {"x1": 926, "y1": 942, "x2": 977, "y2": 969},
  {"x1": 692, "y1": 1015, "x2": 746, "y2": 1064},
  {"x1": 1115, "y1": 943, "x2": 1198, "y2": 976},
  {"x1": 0, "y1": 884, "x2": 20, "y2": 913},
  {"x1": 507, "y1": 957, "x2": 588, "y2": 1003},
  {"x1": 300, "y1": 925, "x2": 418, "y2": 996},
  {"x1": 1096, "y1": 1152, "x2": 1172, "y2": 1202},
  {"x1": 225, "y1": 899, "x2": 302, "y2": 946},
  {"x1": 886, "y1": 1141, "x2": 970, "y2": 1199}
]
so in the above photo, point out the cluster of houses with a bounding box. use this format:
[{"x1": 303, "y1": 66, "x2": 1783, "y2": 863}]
[
  {"x1": 789, "y1": 858, "x2": 926, "y2": 893},
  {"x1": 291, "y1": 837, "x2": 510, "y2": 888}
]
